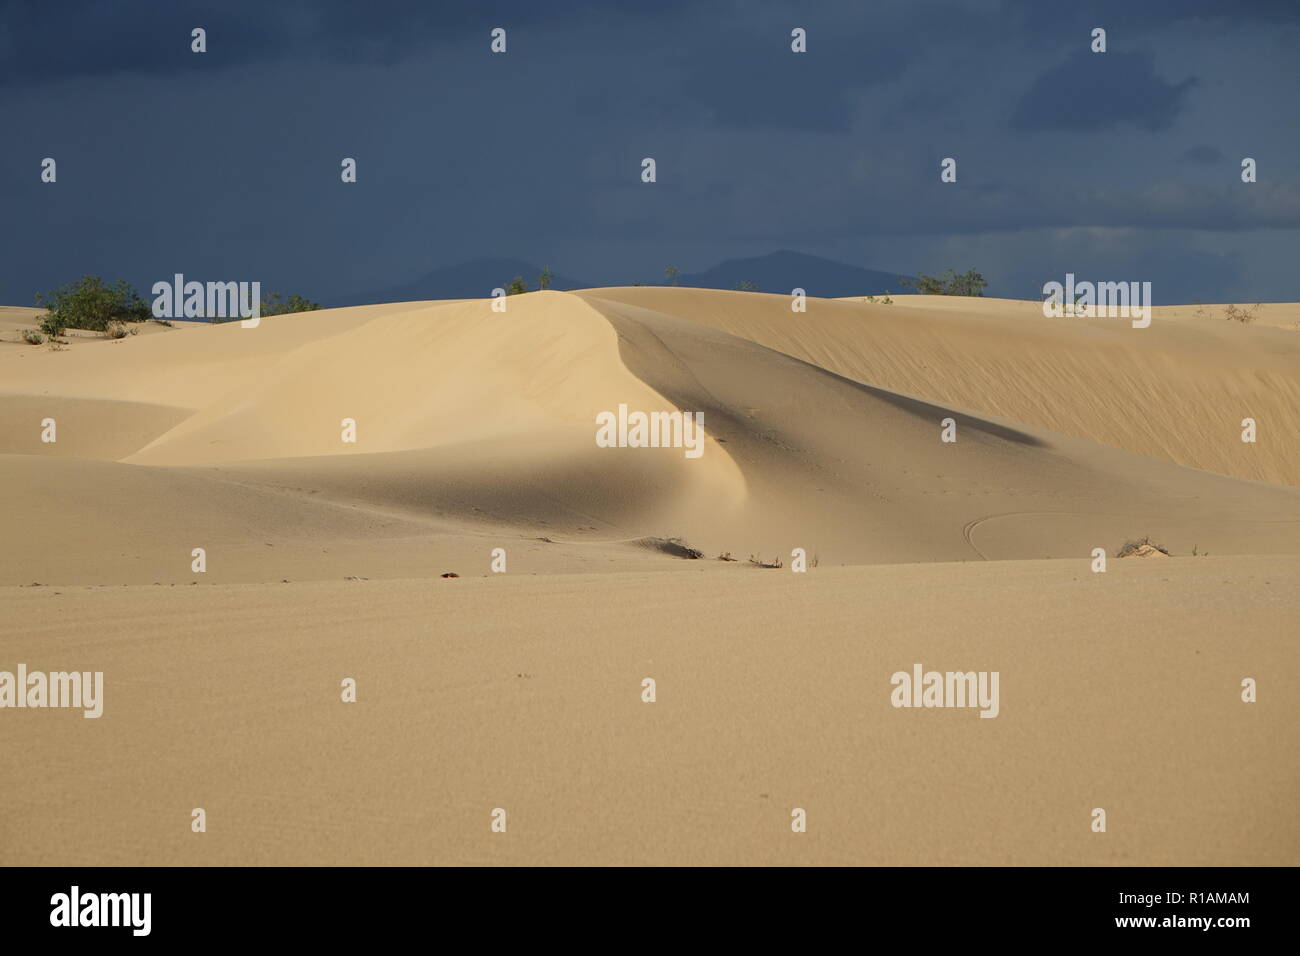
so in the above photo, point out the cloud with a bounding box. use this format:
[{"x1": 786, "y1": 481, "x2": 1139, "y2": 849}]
[
  {"x1": 0, "y1": 1, "x2": 293, "y2": 86},
  {"x1": 1181, "y1": 144, "x2": 1224, "y2": 164},
  {"x1": 1010, "y1": 51, "x2": 1196, "y2": 131},
  {"x1": 0, "y1": 0, "x2": 698, "y2": 86}
]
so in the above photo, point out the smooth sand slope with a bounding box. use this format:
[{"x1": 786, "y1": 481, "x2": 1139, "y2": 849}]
[
  {"x1": 2, "y1": 556, "x2": 1297, "y2": 867},
  {"x1": 593, "y1": 288, "x2": 1300, "y2": 487},
  {"x1": 1, "y1": 289, "x2": 1297, "y2": 865}
]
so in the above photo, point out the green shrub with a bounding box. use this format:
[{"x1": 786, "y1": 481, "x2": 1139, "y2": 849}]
[
  {"x1": 35, "y1": 275, "x2": 151, "y2": 333},
  {"x1": 39, "y1": 314, "x2": 65, "y2": 338},
  {"x1": 21, "y1": 329, "x2": 45, "y2": 345},
  {"x1": 259, "y1": 292, "x2": 323, "y2": 317},
  {"x1": 900, "y1": 269, "x2": 987, "y2": 297}
]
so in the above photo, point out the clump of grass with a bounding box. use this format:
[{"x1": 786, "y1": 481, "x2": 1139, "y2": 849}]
[
  {"x1": 152, "y1": 317, "x2": 174, "y2": 327},
  {"x1": 748, "y1": 554, "x2": 784, "y2": 569},
  {"x1": 21, "y1": 328, "x2": 44, "y2": 344},
  {"x1": 104, "y1": 322, "x2": 130, "y2": 339},
  {"x1": 1116, "y1": 535, "x2": 1171, "y2": 558},
  {"x1": 717, "y1": 551, "x2": 737, "y2": 561}
]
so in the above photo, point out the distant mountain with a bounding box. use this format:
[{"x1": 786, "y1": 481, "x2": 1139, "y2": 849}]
[
  {"x1": 329, "y1": 250, "x2": 911, "y2": 306},
  {"x1": 678, "y1": 250, "x2": 913, "y2": 298},
  {"x1": 328, "y1": 259, "x2": 589, "y2": 307}
]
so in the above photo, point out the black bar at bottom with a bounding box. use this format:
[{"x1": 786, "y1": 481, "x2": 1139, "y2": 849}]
[{"x1": 0, "y1": 866, "x2": 1280, "y2": 942}]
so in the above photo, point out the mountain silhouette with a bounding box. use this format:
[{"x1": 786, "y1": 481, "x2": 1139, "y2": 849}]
[
  {"x1": 329, "y1": 259, "x2": 588, "y2": 306},
  {"x1": 677, "y1": 250, "x2": 914, "y2": 297},
  {"x1": 329, "y1": 251, "x2": 913, "y2": 306}
]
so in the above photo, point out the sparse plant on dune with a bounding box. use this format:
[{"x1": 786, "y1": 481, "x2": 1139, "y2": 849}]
[
  {"x1": 717, "y1": 551, "x2": 737, "y2": 561},
  {"x1": 748, "y1": 554, "x2": 783, "y2": 568},
  {"x1": 1116, "y1": 535, "x2": 1171, "y2": 558},
  {"x1": 538, "y1": 266, "x2": 553, "y2": 290},
  {"x1": 664, "y1": 266, "x2": 679, "y2": 287},
  {"x1": 733, "y1": 280, "x2": 759, "y2": 292},
  {"x1": 505, "y1": 276, "x2": 529, "y2": 296},
  {"x1": 1223, "y1": 302, "x2": 1260, "y2": 324},
  {"x1": 21, "y1": 329, "x2": 44, "y2": 345}
]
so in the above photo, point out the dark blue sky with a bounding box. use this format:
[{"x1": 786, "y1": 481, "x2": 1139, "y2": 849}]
[{"x1": 3, "y1": 0, "x2": 1297, "y2": 303}]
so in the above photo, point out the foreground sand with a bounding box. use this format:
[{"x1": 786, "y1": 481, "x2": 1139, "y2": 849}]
[
  {"x1": 1, "y1": 556, "x2": 1295, "y2": 866},
  {"x1": 1, "y1": 288, "x2": 1297, "y2": 865}
]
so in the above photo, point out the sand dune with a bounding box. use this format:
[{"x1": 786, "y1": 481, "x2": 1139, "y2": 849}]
[
  {"x1": 2, "y1": 288, "x2": 1297, "y2": 865},
  {"x1": 4, "y1": 289, "x2": 1298, "y2": 583},
  {"x1": 590, "y1": 288, "x2": 1300, "y2": 487}
]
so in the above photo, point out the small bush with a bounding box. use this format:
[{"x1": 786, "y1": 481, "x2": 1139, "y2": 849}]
[
  {"x1": 21, "y1": 329, "x2": 45, "y2": 345},
  {"x1": 39, "y1": 314, "x2": 65, "y2": 338},
  {"x1": 1223, "y1": 303, "x2": 1260, "y2": 324},
  {"x1": 104, "y1": 322, "x2": 130, "y2": 339},
  {"x1": 259, "y1": 292, "x2": 323, "y2": 317},
  {"x1": 748, "y1": 554, "x2": 784, "y2": 568},
  {"x1": 35, "y1": 275, "x2": 150, "y2": 334},
  {"x1": 900, "y1": 269, "x2": 987, "y2": 297}
]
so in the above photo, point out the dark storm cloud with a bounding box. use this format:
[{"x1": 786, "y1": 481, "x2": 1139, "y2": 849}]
[
  {"x1": 1010, "y1": 50, "x2": 1196, "y2": 131},
  {"x1": 0, "y1": 1, "x2": 293, "y2": 85},
  {"x1": 1009, "y1": 0, "x2": 1300, "y2": 30},
  {"x1": 0, "y1": 0, "x2": 698, "y2": 85},
  {"x1": 1, "y1": 0, "x2": 1297, "y2": 305},
  {"x1": 1181, "y1": 145, "x2": 1224, "y2": 164},
  {"x1": 677, "y1": 24, "x2": 911, "y2": 132}
]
